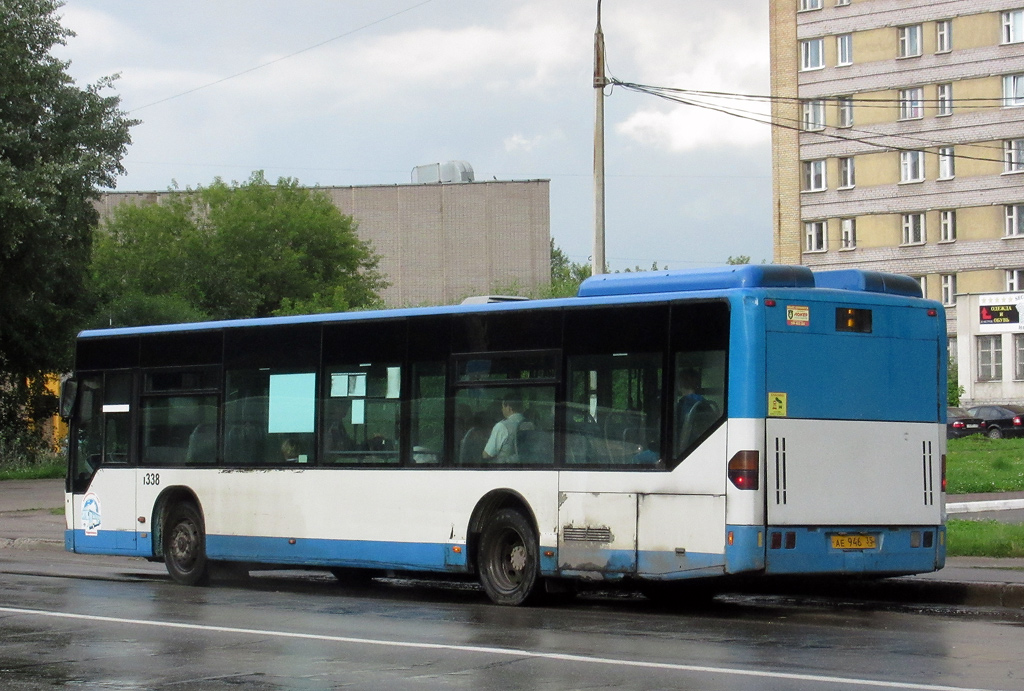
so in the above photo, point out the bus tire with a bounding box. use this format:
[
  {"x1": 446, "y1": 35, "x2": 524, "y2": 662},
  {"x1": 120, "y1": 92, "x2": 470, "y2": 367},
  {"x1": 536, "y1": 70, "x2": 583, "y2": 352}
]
[
  {"x1": 478, "y1": 509, "x2": 540, "y2": 606},
  {"x1": 164, "y1": 503, "x2": 209, "y2": 586}
]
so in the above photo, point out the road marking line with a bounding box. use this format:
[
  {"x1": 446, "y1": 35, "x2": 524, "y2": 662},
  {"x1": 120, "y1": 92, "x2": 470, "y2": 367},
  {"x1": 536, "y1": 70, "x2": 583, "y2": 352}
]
[
  {"x1": 947, "y1": 499, "x2": 1024, "y2": 514},
  {"x1": 0, "y1": 605, "x2": 1003, "y2": 691}
]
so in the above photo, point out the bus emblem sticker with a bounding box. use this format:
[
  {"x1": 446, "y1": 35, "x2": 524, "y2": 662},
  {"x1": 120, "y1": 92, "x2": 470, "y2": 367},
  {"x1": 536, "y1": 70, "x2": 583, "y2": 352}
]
[
  {"x1": 82, "y1": 493, "x2": 101, "y2": 536},
  {"x1": 786, "y1": 305, "x2": 810, "y2": 326},
  {"x1": 768, "y1": 392, "x2": 788, "y2": 417}
]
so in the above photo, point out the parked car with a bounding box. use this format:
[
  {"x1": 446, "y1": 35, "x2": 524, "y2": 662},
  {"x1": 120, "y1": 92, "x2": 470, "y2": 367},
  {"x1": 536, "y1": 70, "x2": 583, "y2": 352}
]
[
  {"x1": 946, "y1": 407, "x2": 985, "y2": 439},
  {"x1": 964, "y1": 404, "x2": 1024, "y2": 439}
]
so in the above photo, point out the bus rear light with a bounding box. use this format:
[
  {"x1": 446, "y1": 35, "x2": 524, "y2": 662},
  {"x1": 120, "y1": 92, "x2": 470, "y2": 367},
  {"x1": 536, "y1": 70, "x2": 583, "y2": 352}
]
[
  {"x1": 770, "y1": 532, "x2": 782, "y2": 549},
  {"x1": 728, "y1": 450, "x2": 759, "y2": 490},
  {"x1": 927, "y1": 309, "x2": 938, "y2": 317},
  {"x1": 941, "y1": 454, "x2": 947, "y2": 493}
]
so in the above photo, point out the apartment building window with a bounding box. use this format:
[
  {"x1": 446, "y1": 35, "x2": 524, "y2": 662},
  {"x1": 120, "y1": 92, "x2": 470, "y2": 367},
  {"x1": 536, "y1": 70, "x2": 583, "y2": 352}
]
[
  {"x1": 837, "y1": 34, "x2": 853, "y2": 66},
  {"x1": 898, "y1": 25, "x2": 922, "y2": 57},
  {"x1": 902, "y1": 213, "x2": 926, "y2": 245},
  {"x1": 1008, "y1": 269, "x2": 1024, "y2": 291},
  {"x1": 900, "y1": 151, "x2": 925, "y2": 182},
  {"x1": 805, "y1": 221, "x2": 827, "y2": 252},
  {"x1": 913, "y1": 276, "x2": 927, "y2": 296},
  {"x1": 802, "y1": 160, "x2": 826, "y2": 191},
  {"x1": 837, "y1": 96, "x2": 854, "y2": 127},
  {"x1": 941, "y1": 274, "x2": 957, "y2": 306},
  {"x1": 840, "y1": 218, "x2": 856, "y2": 249},
  {"x1": 1003, "y1": 10, "x2": 1024, "y2": 44},
  {"x1": 799, "y1": 0, "x2": 823, "y2": 10},
  {"x1": 1006, "y1": 205, "x2": 1024, "y2": 236},
  {"x1": 1005, "y1": 139, "x2": 1024, "y2": 172},
  {"x1": 938, "y1": 147, "x2": 955, "y2": 180},
  {"x1": 940, "y1": 210, "x2": 957, "y2": 242},
  {"x1": 978, "y1": 335, "x2": 1003, "y2": 382},
  {"x1": 899, "y1": 87, "x2": 924, "y2": 119},
  {"x1": 802, "y1": 100, "x2": 826, "y2": 131},
  {"x1": 801, "y1": 38, "x2": 825, "y2": 71},
  {"x1": 1003, "y1": 74, "x2": 1024, "y2": 107},
  {"x1": 835, "y1": 0, "x2": 850, "y2": 6},
  {"x1": 839, "y1": 157, "x2": 856, "y2": 188},
  {"x1": 1016, "y1": 335, "x2": 1024, "y2": 380},
  {"x1": 936, "y1": 20, "x2": 952, "y2": 53},
  {"x1": 937, "y1": 83, "x2": 953, "y2": 116}
]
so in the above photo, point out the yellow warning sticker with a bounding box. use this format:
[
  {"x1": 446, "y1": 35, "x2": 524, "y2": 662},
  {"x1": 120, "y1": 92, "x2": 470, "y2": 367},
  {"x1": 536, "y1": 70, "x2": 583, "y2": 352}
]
[
  {"x1": 786, "y1": 305, "x2": 810, "y2": 326},
  {"x1": 768, "y1": 392, "x2": 788, "y2": 417}
]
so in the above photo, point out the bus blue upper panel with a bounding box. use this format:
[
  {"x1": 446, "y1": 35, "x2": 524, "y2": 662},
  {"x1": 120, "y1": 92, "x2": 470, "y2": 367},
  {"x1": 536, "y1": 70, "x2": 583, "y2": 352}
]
[{"x1": 78, "y1": 266, "x2": 936, "y2": 340}]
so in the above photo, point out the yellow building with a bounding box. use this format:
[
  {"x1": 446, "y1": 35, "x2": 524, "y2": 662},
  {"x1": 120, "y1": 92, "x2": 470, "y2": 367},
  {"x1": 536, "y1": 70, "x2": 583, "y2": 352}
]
[{"x1": 770, "y1": 0, "x2": 1024, "y2": 355}]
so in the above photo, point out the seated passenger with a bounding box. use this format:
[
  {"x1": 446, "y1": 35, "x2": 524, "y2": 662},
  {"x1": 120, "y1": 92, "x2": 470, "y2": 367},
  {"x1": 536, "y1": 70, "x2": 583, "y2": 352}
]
[{"x1": 482, "y1": 397, "x2": 526, "y2": 463}]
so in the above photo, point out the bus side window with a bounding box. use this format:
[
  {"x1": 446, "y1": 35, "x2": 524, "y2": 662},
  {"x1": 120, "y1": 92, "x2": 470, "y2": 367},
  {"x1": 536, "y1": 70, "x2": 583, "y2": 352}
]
[
  {"x1": 225, "y1": 369, "x2": 317, "y2": 466},
  {"x1": 322, "y1": 364, "x2": 401, "y2": 465},
  {"x1": 410, "y1": 362, "x2": 444, "y2": 464}
]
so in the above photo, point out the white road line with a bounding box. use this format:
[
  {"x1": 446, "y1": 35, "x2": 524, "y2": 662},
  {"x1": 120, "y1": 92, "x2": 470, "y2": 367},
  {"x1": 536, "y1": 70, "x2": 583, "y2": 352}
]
[
  {"x1": 947, "y1": 499, "x2": 1024, "y2": 514},
  {"x1": 0, "y1": 605, "x2": 1002, "y2": 691}
]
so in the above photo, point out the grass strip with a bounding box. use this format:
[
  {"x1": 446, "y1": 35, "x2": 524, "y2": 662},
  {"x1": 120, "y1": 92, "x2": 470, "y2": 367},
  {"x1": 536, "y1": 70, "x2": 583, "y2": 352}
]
[
  {"x1": 946, "y1": 519, "x2": 1024, "y2": 558},
  {"x1": 946, "y1": 436, "x2": 1024, "y2": 494}
]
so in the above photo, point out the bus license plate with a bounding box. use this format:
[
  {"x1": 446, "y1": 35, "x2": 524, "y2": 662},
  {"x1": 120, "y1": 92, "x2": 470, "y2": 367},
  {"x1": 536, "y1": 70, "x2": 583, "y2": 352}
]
[{"x1": 831, "y1": 534, "x2": 876, "y2": 550}]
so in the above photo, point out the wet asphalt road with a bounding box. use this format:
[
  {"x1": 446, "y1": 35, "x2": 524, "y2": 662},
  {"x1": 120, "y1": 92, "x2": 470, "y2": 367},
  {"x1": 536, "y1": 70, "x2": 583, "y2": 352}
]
[{"x1": 2, "y1": 547, "x2": 1024, "y2": 690}]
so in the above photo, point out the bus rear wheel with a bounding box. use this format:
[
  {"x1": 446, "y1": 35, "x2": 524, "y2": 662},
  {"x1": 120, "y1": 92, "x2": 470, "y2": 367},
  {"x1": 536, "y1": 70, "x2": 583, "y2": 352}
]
[
  {"x1": 478, "y1": 509, "x2": 539, "y2": 606},
  {"x1": 164, "y1": 503, "x2": 209, "y2": 586}
]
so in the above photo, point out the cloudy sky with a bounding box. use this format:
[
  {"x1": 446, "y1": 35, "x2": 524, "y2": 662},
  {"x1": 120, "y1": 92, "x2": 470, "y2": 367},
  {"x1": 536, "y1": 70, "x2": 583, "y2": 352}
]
[{"x1": 56, "y1": 0, "x2": 773, "y2": 270}]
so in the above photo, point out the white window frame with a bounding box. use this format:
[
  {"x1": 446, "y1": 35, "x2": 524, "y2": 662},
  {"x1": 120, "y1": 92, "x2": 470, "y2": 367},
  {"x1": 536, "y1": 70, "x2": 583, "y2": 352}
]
[
  {"x1": 840, "y1": 218, "x2": 856, "y2": 250},
  {"x1": 805, "y1": 221, "x2": 827, "y2": 252},
  {"x1": 978, "y1": 335, "x2": 1003, "y2": 382},
  {"x1": 839, "y1": 157, "x2": 856, "y2": 189},
  {"x1": 802, "y1": 159, "x2": 827, "y2": 192},
  {"x1": 898, "y1": 25, "x2": 922, "y2": 58},
  {"x1": 937, "y1": 83, "x2": 953, "y2": 116},
  {"x1": 900, "y1": 150, "x2": 925, "y2": 183},
  {"x1": 936, "y1": 20, "x2": 952, "y2": 53},
  {"x1": 902, "y1": 213, "x2": 926, "y2": 245},
  {"x1": 941, "y1": 274, "x2": 956, "y2": 306},
  {"x1": 1009, "y1": 269, "x2": 1024, "y2": 291},
  {"x1": 899, "y1": 87, "x2": 924, "y2": 119},
  {"x1": 1005, "y1": 139, "x2": 1024, "y2": 173},
  {"x1": 837, "y1": 96, "x2": 854, "y2": 127},
  {"x1": 1006, "y1": 205, "x2": 1024, "y2": 236},
  {"x1": 837, "y1": 34, "x2": 853, "y2": 66},
  {"x1": 801, "y1": 38, "x2": 825, "y2": 71},
  {"x1": 1015, "y1": 334, "x2": 1024, "y2": 380},
  {"x1": 938, "y1": 147, "x2": 955, "y2": 180},
  {"x1": 1003, "y1": 10, "x2": 1024, "y2": 44},
  {"x1": 939, "y1": 210, "x2": 957, "y2": 242},
  {"x1": 800, "y1": 0, "x2": 823, "y2": 10},
  {"x1": 802, "y1": 100, "x2": 826, "y2": 131},
  {"x1": 1004, "y1": 74, "x2": 1024, "y2": 107}
]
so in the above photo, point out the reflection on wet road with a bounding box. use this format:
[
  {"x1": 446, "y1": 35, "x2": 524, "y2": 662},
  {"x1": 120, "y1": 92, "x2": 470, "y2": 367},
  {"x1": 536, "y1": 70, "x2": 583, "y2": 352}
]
[{"x1": 1, "y1": 550, "x2": 1023, "y2": 690}]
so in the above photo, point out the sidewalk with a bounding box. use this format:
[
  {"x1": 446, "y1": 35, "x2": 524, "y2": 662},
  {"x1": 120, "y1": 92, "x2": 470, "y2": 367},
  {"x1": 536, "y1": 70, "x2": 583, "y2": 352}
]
[{"x1": 2, "y1": 479, "x2": 1022, "y2": 609}]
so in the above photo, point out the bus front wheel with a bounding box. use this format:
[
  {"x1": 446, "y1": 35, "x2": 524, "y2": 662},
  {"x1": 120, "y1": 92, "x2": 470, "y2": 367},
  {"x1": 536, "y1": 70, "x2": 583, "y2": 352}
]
[
  {"x1": 478, "y1": 509, "x2": 539, "y2": 606},
  {"x1": 164, "y1": 503, "x2": 209, "y2": 586}
]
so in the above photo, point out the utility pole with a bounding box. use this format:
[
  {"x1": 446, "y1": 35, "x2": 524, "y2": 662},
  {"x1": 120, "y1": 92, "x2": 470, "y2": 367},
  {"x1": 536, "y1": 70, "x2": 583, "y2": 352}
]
[{"x1": 592, "y1": 0, "x2": 607, "y2": 276}]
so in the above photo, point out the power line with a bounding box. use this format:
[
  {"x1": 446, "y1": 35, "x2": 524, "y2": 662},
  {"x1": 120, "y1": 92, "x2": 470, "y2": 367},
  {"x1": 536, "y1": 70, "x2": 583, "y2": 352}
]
[{"x1": 127, "y1": 0, "x2": 434, "y2": 113}]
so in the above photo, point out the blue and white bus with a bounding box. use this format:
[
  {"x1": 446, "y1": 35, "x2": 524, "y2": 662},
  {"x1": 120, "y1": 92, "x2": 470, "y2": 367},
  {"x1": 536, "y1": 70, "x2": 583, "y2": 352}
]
[{"x1": 63, "y1": 265, "x2": 946, "y2": 605}]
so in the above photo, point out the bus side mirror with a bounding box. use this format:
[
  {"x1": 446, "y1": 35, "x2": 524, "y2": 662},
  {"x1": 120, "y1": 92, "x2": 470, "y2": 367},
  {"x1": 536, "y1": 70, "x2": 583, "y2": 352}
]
[{"x1": 59, "y1": 378, "x2": 78, "y2": 420}]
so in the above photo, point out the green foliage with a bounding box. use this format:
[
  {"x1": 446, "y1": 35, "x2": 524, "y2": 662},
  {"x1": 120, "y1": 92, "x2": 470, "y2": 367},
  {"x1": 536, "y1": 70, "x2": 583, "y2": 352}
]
[
  {"x1": 545, "y1": 239, "x2": 592, "y2": 298},
  {"x1": 0, "y1": 0, "x2": 135, "y2": 456},
  {"x1": 726, "y1": 255, "x2": 751, "y2": 265},
  {"x1": 946, "y1": 436, "x2": 1024, "y2": 493},
  {"x1": 946, "y1": 519, "x2": 1024, "y2": 558},
  {"x1": 947, "y1": 357, "x2": 964, "y2": 407},
  {"x1": 0, "y1": 443, "x2": 65, "y2": 480},
  {"x1": 90, "y1": 172, "x2": 387, "y2": 326}
]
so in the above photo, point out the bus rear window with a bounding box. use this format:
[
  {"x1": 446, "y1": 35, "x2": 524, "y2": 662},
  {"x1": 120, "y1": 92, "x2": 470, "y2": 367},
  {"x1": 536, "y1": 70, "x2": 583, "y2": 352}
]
[{"x1": 836, "y1": 308, "x2": 872, "y2": 333}]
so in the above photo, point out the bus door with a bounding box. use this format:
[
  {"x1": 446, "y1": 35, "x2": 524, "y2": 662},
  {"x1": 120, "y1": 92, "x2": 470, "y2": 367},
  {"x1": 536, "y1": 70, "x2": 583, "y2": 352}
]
[
  {"x1": 762, "y1": 300, "x2": 943, "y2": 541},
  {"x1": 68, "y1": 372, "x2": 137, "y2": 553}
]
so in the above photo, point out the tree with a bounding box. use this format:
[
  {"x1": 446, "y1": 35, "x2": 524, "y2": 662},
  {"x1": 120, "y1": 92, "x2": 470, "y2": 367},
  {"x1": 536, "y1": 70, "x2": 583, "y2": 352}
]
[
  {"x1": 90, "y1": 172, "x2": 387, "y2": 326},
  {"x1": 1, "y1": 0, "x2": 135, "y2": 457},
  {"x1": 546, "y1": 239, "x2": 592, "y2": 298},
  {"x1": 727, "y1": 255, "x2": 751, "y2": 265}
]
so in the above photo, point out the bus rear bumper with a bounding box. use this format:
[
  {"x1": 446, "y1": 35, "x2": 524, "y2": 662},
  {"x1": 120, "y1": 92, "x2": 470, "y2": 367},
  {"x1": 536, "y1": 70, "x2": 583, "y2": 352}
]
[{"x1": 763, "y1": 525, "x2": 946, "y2": 576}]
